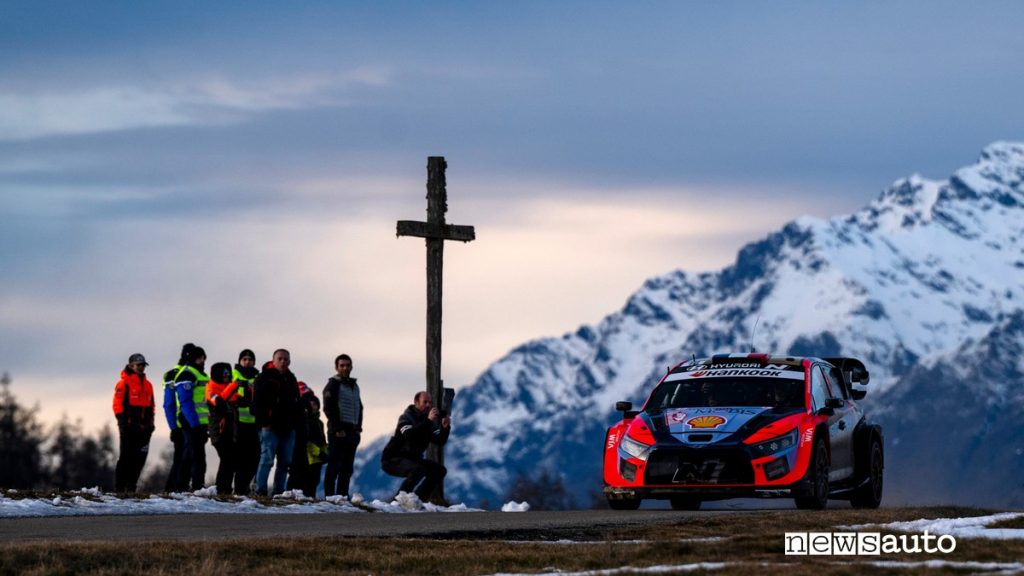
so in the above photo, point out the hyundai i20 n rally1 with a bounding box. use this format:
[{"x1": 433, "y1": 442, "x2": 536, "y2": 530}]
[{"x1": 603, "y1": 354, "x2": 883, "y2": 510}]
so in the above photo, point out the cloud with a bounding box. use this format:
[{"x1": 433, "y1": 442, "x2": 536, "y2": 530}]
[
  {"x1": 0, "y1": 67, "x2": 395, "y2": 141},
  {"x1": 0, "y1": 89, "x2": 192, "y2": 140}
]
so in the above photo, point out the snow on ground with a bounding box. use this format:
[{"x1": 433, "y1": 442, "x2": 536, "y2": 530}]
[
  {"x1": 502, "y1": 537, "x2": 727, "y2": 546},
  {"x1": 501, "y1": 500, "x2": 530, "y2": 512},
  {"x1": 0, "y1": 488, "x2": 480, "y2": 517},
  {"x1": 487, "y1": 560, "x2": 1024, "y2": 576},
  {"x1": 845, "y1": 512, "x2": 1024, "y2": 540},
  {"x1": 484, "y1": 564, "x2": 728, "y2": 576},
  {"x1": 870, "y1": 560, "x2": 1024, "y2": 572}
]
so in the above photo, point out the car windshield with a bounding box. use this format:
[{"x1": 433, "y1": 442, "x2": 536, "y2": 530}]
[{"x1": 646, "y1": 377, "x2": 805, "y2": 410}]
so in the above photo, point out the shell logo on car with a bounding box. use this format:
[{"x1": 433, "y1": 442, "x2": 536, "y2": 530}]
[{"x1": 687, "y1": 415, "x2": 727, "y2": 429}]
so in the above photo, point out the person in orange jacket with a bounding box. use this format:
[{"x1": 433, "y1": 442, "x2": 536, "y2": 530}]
[
  {"x1": 113, "y1": 353, "x2": 156, "y2": 492},
  {"x1": 206, "y1": 362, "x2": 240, "y2": 495}
]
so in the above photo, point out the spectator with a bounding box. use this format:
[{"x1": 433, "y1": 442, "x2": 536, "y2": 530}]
[
  {"x1": 167, "y1": 343, "x2": 209, "y2": 491},
  {"x1": 113, "y1": 353, "x2": 155, "y2": 492},
  {"x1": 206, "y1": 362, "x2": 238, "y2": 495},
  {"x1": 380, "y1": 391, "x2": 451, "y2": 503},
  {"x1": 252, "y1": 349, "x2": 300, "y2": 496},
  {"x1": 322, "y1": 354, "x2": 363, "y2": 498},
  {"x1": 231, "y1": 349, "x2": 260, "y2": 495},
  {"x1": 289, "y1": 383, "x2": 327, "y2": 498}
]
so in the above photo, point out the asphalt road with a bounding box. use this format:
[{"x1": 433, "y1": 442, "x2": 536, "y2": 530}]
[{"x1": 0, "y1": 509, "x2": 739, "y2": 543}]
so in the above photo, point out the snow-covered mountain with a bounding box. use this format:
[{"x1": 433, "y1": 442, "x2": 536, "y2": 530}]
[
  {"x1": 353, "y1": 142, "x2": 1024, "y2": 507},
  {"x1": 876, "y1": 310, "x2": 1024, "y2": 508}
]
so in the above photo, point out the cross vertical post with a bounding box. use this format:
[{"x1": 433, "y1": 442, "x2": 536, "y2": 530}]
[{"x1": 396, "y1": 156, "x2": 475, "y2": 502}]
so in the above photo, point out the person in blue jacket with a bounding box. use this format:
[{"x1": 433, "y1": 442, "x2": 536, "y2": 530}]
[
  {"x1": 162, "y1": 351, "x2": 185, "y2": 492},
  {"x1": 163, "y1": 343, "x2": 210, "y2": 491}
]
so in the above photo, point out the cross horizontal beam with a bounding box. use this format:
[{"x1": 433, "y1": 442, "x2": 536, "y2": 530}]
[{"x1": 396, "y1": 220, "x2": 476, "y2": 243}]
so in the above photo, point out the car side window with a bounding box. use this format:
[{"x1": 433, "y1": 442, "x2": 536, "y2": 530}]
[
  {"x1": 828, "y1": 366, "x2": 850, "y2": 400},
  {"x1": 810, "y1": 367, "x2": 829, "y2": 411}
]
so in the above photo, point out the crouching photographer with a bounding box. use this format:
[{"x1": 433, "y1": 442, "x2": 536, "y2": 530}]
[{"x1": 380, "y1": 391, "x2": 451, "y2": 503}]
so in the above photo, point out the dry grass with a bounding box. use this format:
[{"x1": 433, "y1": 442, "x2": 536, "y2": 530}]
[
  {"x1": 2, "y1": 507, "x2": 1021, "y2": 575},
  {"x1": 988, "y1": 514, "x2": 1024, "y2": 529}
]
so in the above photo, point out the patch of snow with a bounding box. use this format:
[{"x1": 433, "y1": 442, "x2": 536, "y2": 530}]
[
  {"x1": 502, "y1": 501, "x2": 530, "y2": 512},
  {"x1": 394, "y1": 491, "x2": 423, "y2": 511},
  {"x1": 0, "y1": 489, "x2": 480, "y2": 517},
  {"x1": 274, "y1": 490, "x2": 313, "y2": 502},
  {"x1": 363, "y1": 492, "x2": 478, "y2": 514},
  {"x1": 483, "y1": 563, "x2": 727, "y2": 576},
  {"x1": 501, "y1": 537, "x2": 726, "y2": 545},
  {"x1": 845, "y1": 512, "x2": 1024, "y2": 540},
  {"x1": 869, "y1": 560, "x2": 1024, "y2": 572}
]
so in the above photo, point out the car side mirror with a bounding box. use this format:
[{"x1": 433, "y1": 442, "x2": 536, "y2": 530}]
[
  {"x1": 825, "y1": 398, "x2": 844, "y2": 409},
  {"x1": 615, "y1": 401, "x2": 638, "y2": 419}
]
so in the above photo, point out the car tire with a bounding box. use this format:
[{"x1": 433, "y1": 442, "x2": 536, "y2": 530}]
[
  {"x1": 607, "y1": 496, "x2": 641, "y2": 510},
  {"x1": 850, "y1": 435, "x2": 883, "y2": 509},
  {"x1": 669, "y1": 496, "x2": 701, "y2": 511},
  {"x1": 794, "y1": 438, "x2": 829, "y2": 510}
]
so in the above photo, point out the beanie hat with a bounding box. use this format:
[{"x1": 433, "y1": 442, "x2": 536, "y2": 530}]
[
  {"x1": 192, "y1": 346, "x2": 206, "y2": 362},
  {"x1": 239, "y1": 349, "x2": 256, "y2": 362},
  {"x1": 210, "y1": 362, "x2": 232, "y2": 384},
  {"x1": 179, "y1": 343, "x2": 197, "y2": 364}
]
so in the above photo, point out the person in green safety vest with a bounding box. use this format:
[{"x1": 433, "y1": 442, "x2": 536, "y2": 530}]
[
  {"x1": 172, "y1": 343, "x2": 209, "y2": 491},
  {"x1": 232, "y1": 349, "x2": 260, "y2": 495}
]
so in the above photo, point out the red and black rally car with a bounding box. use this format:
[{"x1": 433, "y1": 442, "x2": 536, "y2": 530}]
[{"x1": 603, "y1": 353, "x2": 883, "y2": 510}]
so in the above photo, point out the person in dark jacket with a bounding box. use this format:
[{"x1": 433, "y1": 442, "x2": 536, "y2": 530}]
[
  {"x1": 288, "y1": 382, "x2": 326, "y2": 497},
  {"x1": 322, "y1": 354, "x2": 363, "y2": 497},
  {"x1": 113, "y1": 353, "x2": 155, "y2": 492},
  {"x1": 206, "y1": 362, "x2": 237, "y2": 495},
  {"x1": 380, "y1": 391, "x2": 451, "y2": 502},
  {"x1": 231, "y1": 349, "x2": 260, "y2": 495},
  {"x1": 252, "y1": 348, "x2": 300, "y2": 496},
  {"x1": 304, "y1": 395, "x2": 329, "y2": 498}
]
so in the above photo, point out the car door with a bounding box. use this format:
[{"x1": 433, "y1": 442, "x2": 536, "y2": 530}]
[{"x1": 816, "y1": 364, "x2": 856, "y2": 481}]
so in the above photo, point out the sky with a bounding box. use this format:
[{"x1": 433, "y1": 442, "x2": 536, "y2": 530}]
[{"x1": 2, "y1": 1, "x2": 1024, "y2": 444}]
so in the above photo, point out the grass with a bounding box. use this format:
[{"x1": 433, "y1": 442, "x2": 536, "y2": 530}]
[
  {"x1": 2, "y1": 507, "x2": 1022, "y2": 575},
  {"x1": 988, "y1": 513, "x2": 1024, "y2": 529}
]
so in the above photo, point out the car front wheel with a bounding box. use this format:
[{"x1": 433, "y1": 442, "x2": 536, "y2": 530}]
[{"x1": 795, "y1": 438, "x2": 829, "y2": 510}]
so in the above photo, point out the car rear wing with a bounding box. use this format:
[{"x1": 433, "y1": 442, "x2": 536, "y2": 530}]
[{"x1": 823, "y1": 357, "x2": 870, "y2": 400}]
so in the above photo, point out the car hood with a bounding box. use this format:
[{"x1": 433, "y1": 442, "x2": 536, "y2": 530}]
[{"x1": 647, "y1": 406, "x2": 797, "y2": 445}]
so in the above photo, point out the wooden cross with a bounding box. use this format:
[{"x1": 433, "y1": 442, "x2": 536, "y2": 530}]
[{"x1": 396, "y1": 157, "x2": 475, "y2": 500}]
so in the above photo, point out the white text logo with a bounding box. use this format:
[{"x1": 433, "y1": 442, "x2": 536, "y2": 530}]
[{"x1": 784, "y1": 531, "x2": 956, "y2": 555}]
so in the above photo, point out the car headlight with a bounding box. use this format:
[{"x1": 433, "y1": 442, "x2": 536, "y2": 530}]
[
  {"x1": 750, "y1": 428, "x2": 798, "y2": 457},
  {"x1": 620, "y1": 435, "x2": 653, "y2": 461}
]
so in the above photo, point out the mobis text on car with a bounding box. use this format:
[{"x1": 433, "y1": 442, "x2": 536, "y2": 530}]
[{"x1": 603, "y1": 353, "x2": 883, "y2": 510}]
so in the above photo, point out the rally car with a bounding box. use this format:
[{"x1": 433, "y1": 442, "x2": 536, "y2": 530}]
[{"x1": 603, "y1": 353, "x2": 883, "y2": 510}]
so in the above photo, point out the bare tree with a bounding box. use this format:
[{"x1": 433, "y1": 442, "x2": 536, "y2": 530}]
[
  {"x1": 44, "y1": 417, "x2": 116, "y2": 491},
  {"x1": 0, "y1": 373, "x2": 47, "y2": 489},
  {"x1": 504, "y1": 469, "x2": 576, "y2": 510}
]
